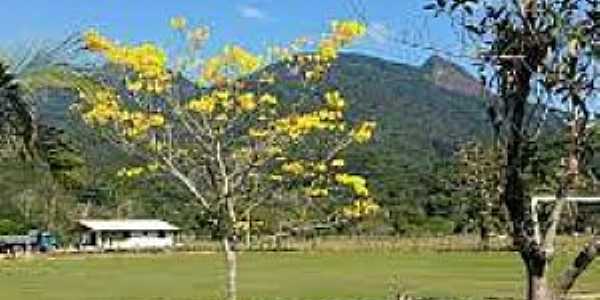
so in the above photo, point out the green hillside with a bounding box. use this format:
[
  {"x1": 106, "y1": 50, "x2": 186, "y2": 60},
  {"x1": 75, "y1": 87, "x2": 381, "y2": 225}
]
[
  {"x1": 3, "y1": 53, "x2": 495, "y2": 235},
  {"x1": 327, "y1": 54, "x2": 492, "y2": 204},
  {"x1": 251, "y1": 53, "x2": 493, "y2": 209}
]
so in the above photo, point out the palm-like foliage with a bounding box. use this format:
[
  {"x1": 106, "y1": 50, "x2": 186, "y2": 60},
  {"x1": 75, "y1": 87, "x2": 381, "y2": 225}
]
[
  {"x1": 0, "y1": 60, "x2": 34, "y2": 159},
  {"x1": 0, "y1": 36, "x2": 94, "y2": 161}
]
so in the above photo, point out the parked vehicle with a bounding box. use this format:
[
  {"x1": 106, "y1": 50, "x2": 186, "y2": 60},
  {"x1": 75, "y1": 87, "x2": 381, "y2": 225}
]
[{"x1": 0, "y1": 230, "x2": 57, "y2": 254}]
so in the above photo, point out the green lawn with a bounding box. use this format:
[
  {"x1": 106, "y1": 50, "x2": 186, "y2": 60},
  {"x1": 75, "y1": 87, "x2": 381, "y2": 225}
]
[{"x1": 0, "y1": 251, "x2": 599, "y2": 300}]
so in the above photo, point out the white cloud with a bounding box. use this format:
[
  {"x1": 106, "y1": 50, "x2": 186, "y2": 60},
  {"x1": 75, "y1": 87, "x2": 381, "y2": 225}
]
[
  {"x1": 368, "y1": 22, "x2": 392, "y2": 45},
  {"x1": 237, "y1": 5, "x2": 268, "y2": 20}
]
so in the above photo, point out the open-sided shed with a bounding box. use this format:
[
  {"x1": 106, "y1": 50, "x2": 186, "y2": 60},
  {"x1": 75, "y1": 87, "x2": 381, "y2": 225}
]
[{"x1": 77, "y1": 219, "x2": 179, "y2": 251}]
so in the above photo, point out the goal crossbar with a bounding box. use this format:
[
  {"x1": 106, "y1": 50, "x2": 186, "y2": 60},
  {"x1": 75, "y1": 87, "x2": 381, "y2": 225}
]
[
  {"x1": 532, "y1": 196, "x2": 600, "y2": 205},
  {"x1": 531, "y1": 196, "x2": 600, "y2": 243}
]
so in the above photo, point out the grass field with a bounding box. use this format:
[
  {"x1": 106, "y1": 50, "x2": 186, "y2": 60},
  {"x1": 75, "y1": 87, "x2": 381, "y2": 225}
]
[{"x1": 1, "y1": 251, "x2": 599, "y2": 300}]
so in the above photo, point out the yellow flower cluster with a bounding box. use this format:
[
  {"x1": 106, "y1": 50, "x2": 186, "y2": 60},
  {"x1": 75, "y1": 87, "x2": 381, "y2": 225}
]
[
  {"x1": 186, "y1": 91, "x2": 277, "y2": 119},
  {"x1": 117, "y1": 162, "x2": 161, "y2": 178},
  {"x1": 83, "y1": 29, "x2": 114, "y2": 52},
  {"x1": 227, "y1": 46, "x2": 262, "y2": 74},
  {"x1": 315, "y1": 163, "x2": 328, "y2": 173},
  {"x1": 352, "y1": 121, "x2": 376, "y2": 144},
  {"x1": 270, "y1": 174, "x2": 283, "y2": 182},
  {"x1": 335, "y1": 173, "x2": 369, "y2": 196},
  {"x1": 187, "y1": 96, "x2": 217, "y2": 114},
  {"x1": 278, "y1": 160, "x2": 330, "y2": 181},
  {"x1": 232, "y1": 147, "x2": 253, "y2": 161},
  {"x1": 81, "y1": 87, "x2": 166, "y2": 138},
  {"x1": 325, "y1": 91, "x2": 345, "y2": 111},
  {"x1": 331, "y1": 20, "x2": 368, "y2": 44},
  {"x1": 120, "y1": 111, "x2": 166, "y2": 138},
  {"x1": 274, "y1": 107, "x2": 345, "y2": 139},
  {"x1": 82, "y1": 89, "x2": 121, "y2": 125},
  {"x1": 305, "y1": 187, "x2": 329, "y2": 197},
  {"x1": 186, "y1": 88, "x2": 238, "y2": 115},
  {"x1": 259, "y1": 93, "x2": 278, "y2": 105},
  {"x1": 318, "y1": 20, "x2": 367, "y2": 61},
  {"x1": 266, "y1": 146, "x2": 283, "y2": 156},
  {"x1": 331, "y1": 159, "x2": 345, "y2": 167},
  {"x1": 248, "y1": 128, "x2": 269, "y2": 139},
  {"x1": 117, "y1": 166, "x2": 145, "y2": 178},
  {"x1": 342, "y1": 199, "x2": 380, "y2": 218},
  {"x1": 84, "y1": 30, "x2": 170, "y2": 93},
  {"x1": 169, "y1": 16, "x2": 187, "y2": 30},
  {"x1": 281, "y1": 161, "x2": 305, "y2": 175},
  {"x1": 201, "y1": 45, "x2": 262, "y2": 84},
  {"x1": 274, "y1": 114, "x2": 325, "y2": 139},
  {"x1": 237, "y1": 93, "x2": 257, "y2": 111}
]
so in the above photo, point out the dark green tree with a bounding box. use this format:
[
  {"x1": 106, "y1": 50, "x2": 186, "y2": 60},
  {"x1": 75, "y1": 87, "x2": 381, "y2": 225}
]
[{"x1": 428, "y1": 1, "x2": 599, "y2": 299}]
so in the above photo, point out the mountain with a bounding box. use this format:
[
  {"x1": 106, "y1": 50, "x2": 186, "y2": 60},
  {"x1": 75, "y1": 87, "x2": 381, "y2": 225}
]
[
  {"x1": 37, "y1": 53, "x2": 494, "y2": 208},
  {"x1": 421, "y1": 55, "x2": 484, "y2": 98},
  {"x1": 321, "y1": 53, "x2": 492, "y2": 204}
]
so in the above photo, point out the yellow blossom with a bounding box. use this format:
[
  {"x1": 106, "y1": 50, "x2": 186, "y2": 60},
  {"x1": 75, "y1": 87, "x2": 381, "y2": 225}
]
[
  {"x1": 215, "y1": 113, "x2": 229, "y2": 121},
  {"x1": 147, "y1": 162, "x2": 161, "y2": 172},
  {"x1": 84, "y1": 30, "x2": 170, "y2": 92},
  {"x1": 188, "y1": 96, "x2": 216, "y2": 114},
  {"x1": 213, "y1": 90, "x2": 230, "y2": 100},
  {"x1": 325, "y1": 91, "x2": 345, "y2": 111},
  {"x1": 259, "y1": 93, "x2": 278, "y2": 105},
  {"x1": 249, "y1": 128, "x2": 269, "y2": 139},
  {"x1": 331, "y1": 20, "x2": 367, "y2": 44},
  {"x1": 342, "y1": 199, "x2": 379, "y2": 218},
  {"x1": 118, "y1": 167, "x2": 144, "y2": 178},
  {"x1": 315, "y1": 163, "x2": 328, "y2": 173},
  {"x1": 82, "y1": 88, "x2": 121, "y2": 125},
  {"x1": 148, "y1": 114, "x2": 166, "y2": 127},
  {"x1": 202, "y1": 56, "x2": 225, "y2": 84},
  {"x1": 225, "y1": 45, "x2": 262, "y2": 74},
  {"x1": 201, "y1": 45, "x2": 262, "y2": 84},
  {"x1": 282, "y1": 161, "x2": 305, "y2": 175},
  {"x1": 331, "y1": 159, "x2": 345, "y2": 167},
  {"x1": 352, "y1": 121, "x2": 376, "y2": 143},
  {"x1": 270, "y1": 175, "x2": 283, "y2": 182},
  {"x1": 169, "y1": 16, "x2": 187, "y2": 30},
  {"x1": 318, "y1": 38, "x2": 338, "y2": 61},
  {"x1": 305, "y1": 188, "x2": 329, "y2": 197},
  {"x1": 266, "y1": 146, "x2": 283, "y2": 156},
  {"x1": 238, "y1": 93, "x2": 257, "y2": 111},
  {"x1": 83, "y1": 29, "x2": 114, "y2": 52},
  {"x1": 126, "y1": 78, "x2": 143, "y2": 93},
  {"x1": 335, "y1": 173, "x2": 369, "y2": 196}
]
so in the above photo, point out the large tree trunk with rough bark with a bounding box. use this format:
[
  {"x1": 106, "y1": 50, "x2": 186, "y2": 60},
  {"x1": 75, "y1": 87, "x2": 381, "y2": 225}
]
[
  {"x1": 223, "y1": 236, "x2": 237, "y2": 300},
  {"x1": 524, "y1": 254, "x2": 555, "y2": 300}
]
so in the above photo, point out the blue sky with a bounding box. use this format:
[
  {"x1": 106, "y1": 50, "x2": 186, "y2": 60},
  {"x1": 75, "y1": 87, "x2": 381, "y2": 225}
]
[{"x1": 0, "y1": 0, "x2": 467, "y2": 67}]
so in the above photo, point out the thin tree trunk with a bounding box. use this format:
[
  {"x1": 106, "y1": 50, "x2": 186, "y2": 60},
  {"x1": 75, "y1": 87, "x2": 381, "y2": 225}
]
[
  {"x1": 246, "y1": 210, "x2": 251, "y2": 249},
  {"x1": 223, "y1": 236, "x2": 237, "y2": 300}
]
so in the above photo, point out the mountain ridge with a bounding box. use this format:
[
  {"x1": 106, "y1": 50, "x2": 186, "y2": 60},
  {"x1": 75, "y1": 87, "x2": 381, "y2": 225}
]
[{"x1": 39, "y1": 53, "x2": 494, "y2": 207}]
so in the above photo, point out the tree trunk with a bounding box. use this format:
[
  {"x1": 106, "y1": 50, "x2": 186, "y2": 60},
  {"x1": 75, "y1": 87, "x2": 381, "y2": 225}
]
[
  {"x1": 524, "y1": 255, "x2": 555, "y2": 300},
  {"x1": 557, "y1": 238, "x2": 600, "y2": 295},
  {"x1": 223, "y1": 236, "x2": 237, "y2": 300},
  {"x1": 479, "y1": 221, "x2": 491, "y2": 250}
]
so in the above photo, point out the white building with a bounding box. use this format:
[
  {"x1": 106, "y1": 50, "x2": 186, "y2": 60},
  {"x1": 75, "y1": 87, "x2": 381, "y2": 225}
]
[{"x1": 77, "y1": 219, "x2": 180, "y2": 251}]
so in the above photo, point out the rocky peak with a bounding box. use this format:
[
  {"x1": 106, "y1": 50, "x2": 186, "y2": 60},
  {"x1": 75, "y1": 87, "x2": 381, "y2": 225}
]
[{"x1": 421, "y1": 55, "x2": 483, "y2": 98}]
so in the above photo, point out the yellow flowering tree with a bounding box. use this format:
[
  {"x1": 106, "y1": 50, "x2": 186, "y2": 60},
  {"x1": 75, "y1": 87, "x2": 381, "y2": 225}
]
[{"x1": 79, "y1": 18, "x2": 375, "y2": 300}]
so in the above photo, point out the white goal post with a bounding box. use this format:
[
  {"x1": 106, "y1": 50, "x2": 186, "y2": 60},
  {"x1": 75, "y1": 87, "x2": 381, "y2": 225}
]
[{"x1": 531, "y1": 196, "x2": 600, "y2": 243}]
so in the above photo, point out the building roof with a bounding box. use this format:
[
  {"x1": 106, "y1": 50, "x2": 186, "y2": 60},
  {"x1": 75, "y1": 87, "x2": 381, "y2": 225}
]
[{"x1": 78, "y1": 219, "x2": 179, "y2": 231}]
